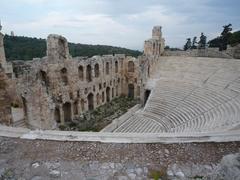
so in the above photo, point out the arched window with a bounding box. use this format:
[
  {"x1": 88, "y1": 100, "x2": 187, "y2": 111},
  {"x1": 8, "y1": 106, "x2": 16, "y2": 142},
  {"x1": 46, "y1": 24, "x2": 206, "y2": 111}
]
[
  {"x1": 112, "y1": 88, "x2": 114, "y2": 98},
  {"x1": 116, "y1": 85, "x2": 119, "y2": 96},
  {"x1": 153, "y1": 43, "x2": 156, "y2": 54},
  {"x1": 148, "y1": 66, "x2": 150, "y2": 77},
  {"x1": 60, "y1": 68, "x2": 68, "y2": 85},
  {"x1": 102, "y1": 91, "x2": 105, "y2": 103},
  {"x1": 87, "y1": 93, "x2": 94, "y2": 110},
  {"x1": 73, "y1": 100, "x2": 79, "y2": 115},
  {"x1": 54, "y1": 107, "x2": 60, "y2": 123},
  {"x1": 86, "y1": 65, "x2": 92, "y2": 82},
  {"x1": 96, "y1": 93, "x2": 100, "y2": 105},
  {"x1": 115, "y1": 61, "x2": 118, "y2": 73},
  {"x1": 94, "y1": 63, "x2": 100, "y2": 77},
  {"x1": 81, "y1": 99, "x2": 85, "y2": 111},
  {"x1": 106, "y1": 87, "x2": 110, "y2": 102},
  {"x1": 106, "y1": 62, "x2": 109, "y2": 75},
  {"x1": 78, "y1": 65, "x2": 84, "y2": 80},
  {"x1": 128, "y1": 84, "x2": 134, "y2": 98},
  {"x1": 128, "y1": 61, "x2": 134, "y2": 72},
  {"x1": 39, "y1": 70, "x2": 49, "y2": 87},
  {"x1": 63, "y1": 102, "x2": 71, "y2": 122}
]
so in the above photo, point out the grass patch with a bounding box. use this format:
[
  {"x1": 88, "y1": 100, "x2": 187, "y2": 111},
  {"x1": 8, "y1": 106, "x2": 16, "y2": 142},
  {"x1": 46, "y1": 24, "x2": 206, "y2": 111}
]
[{"x1": 149, "y1": 168, "x2": 168, "y2": 180}]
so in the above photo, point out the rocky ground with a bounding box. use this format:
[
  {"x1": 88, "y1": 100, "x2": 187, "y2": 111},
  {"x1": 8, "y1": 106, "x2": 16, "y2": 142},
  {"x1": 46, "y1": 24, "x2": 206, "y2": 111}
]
[{"x1": 0, "y1": 137, "x2": 239, "y2": 180}]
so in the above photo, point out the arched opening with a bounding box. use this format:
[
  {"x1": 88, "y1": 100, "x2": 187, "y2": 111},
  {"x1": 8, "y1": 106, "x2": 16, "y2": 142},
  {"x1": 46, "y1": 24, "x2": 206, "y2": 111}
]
[
  {"x1": 153, "y1": 43, "x2": 156, "y2": 55},
  {"x1": 86, "y1": 65, "x2": 92, "y2": 82},
  {"x1": 87, "y1": 93, "x2": 94, "y2": 110},
  {"x1": 63, "y1": 102, "x2": 72, "y2": 122},
  {"x1": 94, "y1": 64, "x2": 100, "y2": 77},
  {"x1": 128, "y1": 84, "x2": 134, "y2": 98},
  {"x1": 21, "y1": 97, "x2": 27, "y2": 121},
  {"x1": 137, "y1": 86, "x2": 140, "y2": 96},
  {"x1": 60, "y1": 68, "x2": 68, "y2": 85},
  {"x1": 106, "y1": 87, "x2": 110, "y2": 102},
  {"x1": 102, "y1": 91, "x2": 105, "y2": 103},
  {"x1": 96, "y1": 93, "x2": 100, "y2": 105},
  {"x1": 159, "y1": 43, "x2": 161, "y2": 54},
  {"x1": 81, "y1": 99, "x2": 85, "y2": 111},
  {"x1": 128, "y1": 61, "x2": 134, "y2": 72},
  {"x1": 54, "y1": 107, "x2": 61, "y2": 123},
  {"x1": 115, "y1": 61, "x2": 118, "y2": 73},
  {"x1": 73, "y1": 100, "x2": 79, "y2": 115},
  {"x1": 112, "y1": 88, "x2": 114, "y2": 98},
  {"x1": 116, "y1": 85, "x2": 119, "y2": 96},
  {"x1": 144, "y1": 90, "x2": 151, "y2": 105},
  {"x1": 39, "y1": 70, "x2": 49, "y2": 87},
  {"x1": 58, "y1": 39, "x2": 67, "y2": 59},
  {"x1": 106, "y1": 62, "x2": 109, "y2": 75},
  {"x1": 78, "y1": 65, "x2": 84, "y2": 80},
  {"x1": 148, "y1": 66, "x2": 150, "y2": 77}
]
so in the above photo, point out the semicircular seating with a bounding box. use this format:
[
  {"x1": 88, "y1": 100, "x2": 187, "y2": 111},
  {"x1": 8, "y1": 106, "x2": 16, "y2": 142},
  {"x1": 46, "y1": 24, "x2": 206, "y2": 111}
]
[{"x1": 113, "y1": 56, "x2": 240, "y2": 133}]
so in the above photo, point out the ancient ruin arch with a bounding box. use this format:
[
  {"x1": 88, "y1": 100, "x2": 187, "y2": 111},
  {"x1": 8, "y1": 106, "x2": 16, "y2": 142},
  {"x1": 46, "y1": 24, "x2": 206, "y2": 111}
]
[
  {"x1": 86, "y1": 65, "x2": 92, "y2": 82},
  {"x1": 73, "y1": 100, "x2": 79, "y2": 115},
  {"x1": 81, "y1": 99, "x2": 85, "y2": 111},
  {"x1": 153, "y1": 43, "x2": 156, "y2": 54},
  {"x1": 94, "y1": 63, "x2": 100, "y2": 77},
  {"x1": 96, "y1": 93, "x2": 100, "y2": 105},
  {"x1": 116, "y1": 85, "x2": 119, "y2": 96},
  {"x1": 21, "y1": 97, "x2": 28, "y2": 122},
  {"x1": 112, "y1": 88, "x2": 114, "y2": 98},
  {"x1": 60, "y1": 68, "x2": 68, "y2": 85},
  {"x1": 54, "y1": 107, "x2": 61, "y2": 123},
  {"x1": 39, "y1": 70, "x2": 49, "y2": 87},
  {"x1": 128, "y1": 61, "x2": 134, "y2": 72},
  {"x1": 87, "y1": 93, "x2": 94, "y2": 110},
  {"x1": 106, "y1": 87, "x2": 110, "y2": 102},
  {"x1": 128, "y1": 84, "x2": 134, "y2": 98},
  {"x1": 58, "y1": 39, "x2": 67, "y2": 59},
  {"x1": 63, "y1": 102, "x2": 71, "y2": 122},
  {"x1": 148, "y1": 66, "x2": 150, "y2": 77},
  {"x1": 106, "y1": 62, "x2": 109, "y2": 75},
  {"x1": 115, "y1": 61, "x2": 118, "y2": 73},
  {"x1": 102, "y1": 91, "x2": 105, "y2": 103},
  {"x1": 78, "y1": 65, "x2": 84, "y2": 80}
]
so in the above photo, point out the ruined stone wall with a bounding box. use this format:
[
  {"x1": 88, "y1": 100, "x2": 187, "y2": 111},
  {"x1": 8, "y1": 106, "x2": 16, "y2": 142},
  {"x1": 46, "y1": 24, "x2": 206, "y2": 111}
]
[
  {"x1": 0, "y1": 66, "x2": 13, "y2": 125},
  {"x1": 0, "y1": 26, "x2": 162, "y2": 130},
  {"x1": 144, "y1": 26, "x2": 165, "y2": 56},
  {"x1": 10, "y1": 34, "x2": 147, "y2": 129}
]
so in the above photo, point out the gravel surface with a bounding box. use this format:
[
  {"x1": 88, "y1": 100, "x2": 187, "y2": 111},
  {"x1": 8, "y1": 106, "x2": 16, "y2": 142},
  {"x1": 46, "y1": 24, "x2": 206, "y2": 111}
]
[{"x1": 0, "y1": 137, "x2": 239, "y2": 179}]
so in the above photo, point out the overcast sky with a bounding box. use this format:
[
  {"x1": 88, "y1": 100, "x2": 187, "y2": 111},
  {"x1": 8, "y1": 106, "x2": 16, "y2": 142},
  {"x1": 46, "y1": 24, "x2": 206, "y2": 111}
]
[{"x1": 0, "y1": 0, "x2": 239, "y2": 50}]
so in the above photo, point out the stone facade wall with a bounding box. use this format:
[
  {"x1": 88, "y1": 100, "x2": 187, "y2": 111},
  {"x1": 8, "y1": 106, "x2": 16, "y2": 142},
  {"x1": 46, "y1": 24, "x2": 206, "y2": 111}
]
[
  {"x1": 144, "y1": 26, "x2": 165, "y2": 56},
  {"x1": 0, "y1": 26, "x2": 164, "y2": 130},
  {"x1": 0, "y1": 66, "x2": 13, "y2": 125}
]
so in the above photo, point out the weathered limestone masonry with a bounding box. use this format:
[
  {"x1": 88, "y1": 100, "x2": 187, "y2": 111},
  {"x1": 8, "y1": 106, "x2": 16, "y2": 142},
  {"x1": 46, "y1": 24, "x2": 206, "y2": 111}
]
[
  {"x1": 0, "y1": 26, "x2": 164, "y2": 130},
  {"x1": 144, "y1": 26, "x2": 165, "y2": 56},
  {"x1": 0, "y1": 31, "x2": 14, "y2": 125}
]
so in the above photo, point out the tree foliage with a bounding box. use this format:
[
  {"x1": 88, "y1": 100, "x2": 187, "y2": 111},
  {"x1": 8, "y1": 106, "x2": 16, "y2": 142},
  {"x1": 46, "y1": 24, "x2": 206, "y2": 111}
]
[
  {"x1": 208, "y1": 24, "x2": 240, "y2": 50},
  {"x1": 3, "y1": 35, "x2": 142, "y2": 61}
]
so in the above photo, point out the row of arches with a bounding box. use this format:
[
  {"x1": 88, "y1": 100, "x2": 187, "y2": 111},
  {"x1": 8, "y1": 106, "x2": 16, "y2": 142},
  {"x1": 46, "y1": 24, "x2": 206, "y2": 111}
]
[
  {"x1": 55, "y1": 85, "x2": 122, "y2": 123},
  {"x1": 39, "y1": 61, "x2": 135, "y2": 87}
]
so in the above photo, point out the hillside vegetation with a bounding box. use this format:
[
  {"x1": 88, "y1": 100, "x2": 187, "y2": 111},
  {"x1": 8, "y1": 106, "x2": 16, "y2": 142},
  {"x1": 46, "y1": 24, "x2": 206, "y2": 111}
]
[{"x1": 3, "y1": 35, "x2": 142, "y2": 61}]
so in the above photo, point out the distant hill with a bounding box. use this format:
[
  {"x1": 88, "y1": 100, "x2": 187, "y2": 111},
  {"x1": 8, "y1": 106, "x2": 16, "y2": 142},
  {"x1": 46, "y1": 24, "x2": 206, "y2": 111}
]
[{"x1": 3, "y1": 35, "x2": 142, "y2": 61}]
